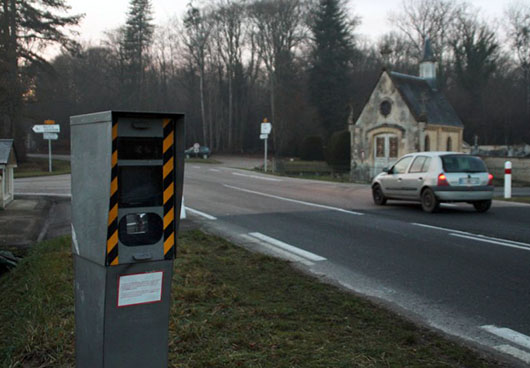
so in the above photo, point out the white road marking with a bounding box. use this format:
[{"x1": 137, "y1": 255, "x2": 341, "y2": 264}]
[
  {"x1": 232, "y1": 172, "x2": 283, "y2": 182},
  {"x1": 208, "y1": 168, "x2": 221, "y2": 172},
  {"x1": 224, "y1": 184, "x2": 363, "y2": 216},
  {"x1": 185, "y1": 207, "x2": 217, "y2": 220},
  {"x1": 248, "y1": 232, "x2": 326, "y2": 262},
  {"x1": 450, "y1": 233, "x2": 530, "y2": 252},
  {"x1": 411, "y1": 223, "x2": 471, "y2": 235},
  {"x1": 240, "y1": 234, "x2": 314, "y2": 266},
  {"x1": 412, "y1": 222, "x2": 530, "y2": 251},
  {"x1": 481, "y1": 325, "x2": 530, "y2": 350},
  {"x1": 492, "y1": 345, "x2": 530, "y2": 364},
  {"x1": 192, "y1": 166, "x2": 201, "y2": 169}
]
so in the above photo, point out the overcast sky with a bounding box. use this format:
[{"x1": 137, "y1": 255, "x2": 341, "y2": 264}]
[{"x1": 67, "y1": 0, "x2": 513, "y2": 48}]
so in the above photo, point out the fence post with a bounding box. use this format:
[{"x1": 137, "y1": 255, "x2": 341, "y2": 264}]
[{"x1": 504, "y1": 161, "x2": 512, "y2": 199}]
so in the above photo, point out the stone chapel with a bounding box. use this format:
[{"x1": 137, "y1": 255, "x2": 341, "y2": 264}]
[{"x1": 349, "y1": 40, "x2": 464, "y2": 181}]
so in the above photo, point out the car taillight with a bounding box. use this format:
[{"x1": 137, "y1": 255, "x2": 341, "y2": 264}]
[
  {"x1": 437, "y1": 173, "x2": 449, "y2": 186},
  {"x1": 488, "y1": 173, "x2": 493, "y2": 186}
]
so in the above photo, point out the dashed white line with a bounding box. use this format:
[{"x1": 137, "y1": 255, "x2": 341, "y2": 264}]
[
  {"x1": 240, "y1": 234, "x2": 315, "y2": 266},
  {"x1": 208, "y1": 168, "x2": 221, "y2": 172},
  {"x1": 185, "y1": 207, "x2": 217, "y2": 220},
  {"x1": 481, "y1": 325, "x2": 530, "y2": 350},
  {"x1": 450, "y1": 233, "x2": 530, "y2": 252},
  {"x1": 232, "y1": 172, "x2": 282, "y2": 182},
  {"x1": 224, "y1": 185, "x2": 363, "y2": 216},
  {"x1": 248, "y1": 232, "x2": 326, "y2": 262}
]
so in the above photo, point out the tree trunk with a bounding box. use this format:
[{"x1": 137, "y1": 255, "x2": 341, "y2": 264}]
[
  {"x1": 228, "y1": 67, "x2": 233, "y2": 151},
  {"x1": 199, "y1": 66, "x2": 208, "y2": 146}
]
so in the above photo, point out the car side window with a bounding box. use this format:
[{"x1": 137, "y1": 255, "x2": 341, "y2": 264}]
[
  {"x1": 392, "y1": 156, "x2": 413, "y2": 174},
  {"x1": 421, "y1": 157, "x2": 432, "y2": 172},
  {"x1": 409, "y1": 156, "x2": 427, "y2": 173}
]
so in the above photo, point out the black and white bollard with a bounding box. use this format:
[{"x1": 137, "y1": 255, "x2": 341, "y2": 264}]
[{"x1": 504, "y1": 161, "x2": 512, "y2": 199}]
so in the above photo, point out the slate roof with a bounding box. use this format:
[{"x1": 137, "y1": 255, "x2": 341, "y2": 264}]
[
  {"x1": 0, "y1": 139, "x2": 15, "y2": 165},
  {"x1": 389, "y1": 71, "x2": 464, "y2": 128}
]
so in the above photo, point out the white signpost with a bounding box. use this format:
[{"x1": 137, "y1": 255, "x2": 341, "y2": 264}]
[
  {"x1": 260, "y1": 119, "x2": 272, "y2": 172},
  {"x1": 33, "y1": 120, "x2": 60, "y2": 172}
]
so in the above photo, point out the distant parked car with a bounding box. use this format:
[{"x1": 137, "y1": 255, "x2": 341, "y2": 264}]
[
  {"x1": 371, "y1": 152, "x2": 494, "y2": 213},
  {"x1": 185, "y1": 144, "x2": 211, "y2": 159}
]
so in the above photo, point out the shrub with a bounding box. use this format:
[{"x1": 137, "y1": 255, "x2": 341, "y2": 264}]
[
  {"x1": 325, "y1": 130, "x2": 350, "y2": 172},
  {"x1": 300, "y1": 136, "x2": 324, "y2": 161}
]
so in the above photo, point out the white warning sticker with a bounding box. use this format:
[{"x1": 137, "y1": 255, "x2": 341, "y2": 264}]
[{"x1": 117, "y1": 271, "x2": 163, "y2": 307}]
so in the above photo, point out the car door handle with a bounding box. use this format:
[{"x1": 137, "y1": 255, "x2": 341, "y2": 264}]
[
  {"x1": 418, "y1": 177, "x2": 423, "y2": 180},
  {"x1": 398, "y1": 178, "x2": 402, "y2": 181}
]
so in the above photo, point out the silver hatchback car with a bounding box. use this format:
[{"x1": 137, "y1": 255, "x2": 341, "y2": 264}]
[{"x1": 371, "y1": 152, "x2": 494, "y2": 213}]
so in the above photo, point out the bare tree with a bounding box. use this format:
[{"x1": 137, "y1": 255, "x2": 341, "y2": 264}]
[
  {"x1": 212, "y1": 0, "x2": 246, "y2": 150},
  {"x1": 152, "y1": 18, "x2": 184, "y2": 110},
  {"x1": 248, "y1": 0, "x2": 308, "y2": 155},
  {"x1": 378, "y1": 32, "x2": 416, "y2": 72},
  {"x1": 388, "y1": 0, "x2": 463, "y2": 83},
  {"x1": 183, "y1": 2, "x2": 214, "y2": 146},
  {"x1": 506, "y1": 2, "x2": 530, "y2": 114},
  {"x1": 449, "y1": 9, "x2": 499, "y2": 143}
]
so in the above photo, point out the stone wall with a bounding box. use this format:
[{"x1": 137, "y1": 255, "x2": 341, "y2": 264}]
[{"x1": 482, "y1": 157, "x2": 530, "y2": 184}]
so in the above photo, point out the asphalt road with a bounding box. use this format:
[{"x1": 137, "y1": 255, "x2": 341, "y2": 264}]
[
  {"x1": 183, "y1": 162, "x2": 530, "y2": 366},
  {"x1": 14, "y1": 158, "x2": 530, "y2": 366}
]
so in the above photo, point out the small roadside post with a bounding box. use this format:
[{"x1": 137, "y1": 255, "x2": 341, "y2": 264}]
[
  {"x1": 260, "y1": 118, "x2": 272, "y2": 172},
  {"x1": 32, "y1": 120, "x2": 60, "y2": 172},
  {"x1": 505, "y1": 161, "x2": 512, "y2": 199}
]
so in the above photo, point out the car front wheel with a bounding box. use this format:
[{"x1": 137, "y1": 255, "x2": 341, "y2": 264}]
[
  {"x1": 473, "y1": 200, "x2": 491, "y2": 213},
  {"x1": 421, "y1": 188, "x2": 439, "y2": 213},
  {"x1": 372, "y1": 184, "x2": 387, "y2": 205}
]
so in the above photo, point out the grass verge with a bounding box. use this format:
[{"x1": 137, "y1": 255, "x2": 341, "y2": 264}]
[
  {"x1": 1, "y1": 231, "x2": 504, "y2": 367},
  {"x1": 15, "y1": 158, "x2": 70, "y2": 178}
]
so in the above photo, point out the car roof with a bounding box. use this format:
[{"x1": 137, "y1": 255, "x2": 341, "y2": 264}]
[{"x1": 403, "y1": 151, "x2": 469, "y2": 158}]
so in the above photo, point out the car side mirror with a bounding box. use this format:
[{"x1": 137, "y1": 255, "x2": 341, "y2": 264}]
[{"x1": 383, "y1": 167, "x2": 392, "y2": 174}]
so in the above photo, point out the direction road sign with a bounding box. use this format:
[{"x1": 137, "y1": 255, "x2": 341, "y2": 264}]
[
  {"x1": 261, "y1": 122, "x2": 272, "y2": 134},
  {"x1": 43, "y1": 133, "x2": 59, "y2": 140},
  {"x1": 33, "y1": 124, "x2": 60, "y2": 133},
  {"x1": 260, "y1": 134, "x2": 268, "y2": 140}
]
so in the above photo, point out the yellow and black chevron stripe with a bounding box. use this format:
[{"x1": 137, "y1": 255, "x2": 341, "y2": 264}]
[
  {"x1": 163, "y1": 119, "x2": 176, "y2": 259},
  {"x1": 106, "y1": 120, "x2": 119, "y2": 266}
]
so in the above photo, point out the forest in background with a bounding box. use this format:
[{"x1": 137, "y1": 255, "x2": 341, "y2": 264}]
[{"x1": 1, "y1": 0, "x2": 530, "y2": 158}]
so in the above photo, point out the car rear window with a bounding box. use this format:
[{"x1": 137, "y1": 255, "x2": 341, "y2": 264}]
[{"x1": 441, "y1": 155, "x2": 487, "y2": 173}]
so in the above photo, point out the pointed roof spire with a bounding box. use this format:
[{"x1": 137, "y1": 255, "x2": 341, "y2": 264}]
[{"x1": 422, "y1": 38, "x2": 435, "y2": 62}]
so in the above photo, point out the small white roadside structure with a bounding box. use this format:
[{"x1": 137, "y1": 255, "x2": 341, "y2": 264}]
[{"x1": 0, "y1": 139, "x2": 18, "y2": 209}]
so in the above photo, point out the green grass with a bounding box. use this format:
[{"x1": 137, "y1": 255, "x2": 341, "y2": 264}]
[
  {"x1": 15, "y1": 158, "x2": 70, "y2": 178},
  {"x1": 0, "y1": 231, "x2": 504, "y2": 367}
]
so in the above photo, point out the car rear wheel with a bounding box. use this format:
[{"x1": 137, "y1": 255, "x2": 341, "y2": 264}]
[
  {"x1": 372, "y1": 184, "x2": 387, "y2": 205},
  {"x1": 421, "y1": 188, "x2": 439, "y2": 213},
  {"x1": 473, "y1": 200, "x2": 491, "y2": 213}
]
